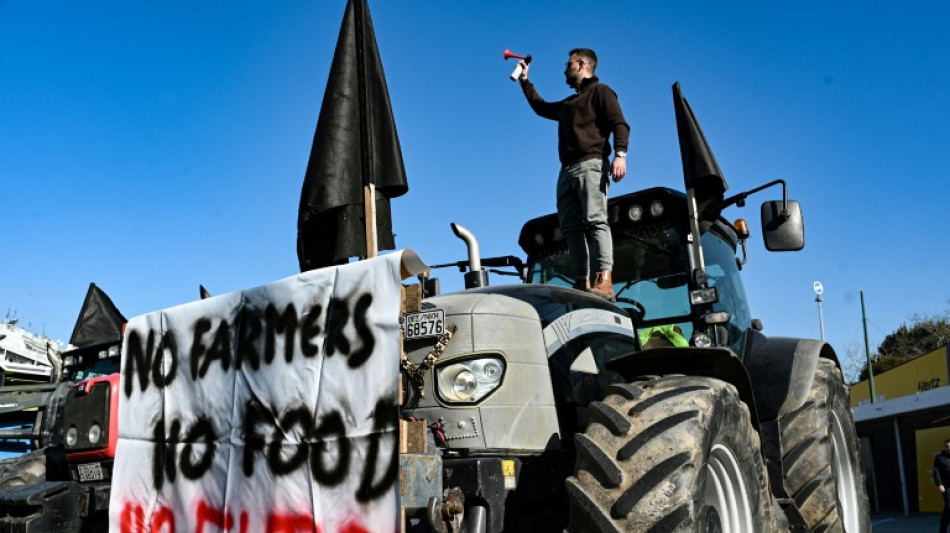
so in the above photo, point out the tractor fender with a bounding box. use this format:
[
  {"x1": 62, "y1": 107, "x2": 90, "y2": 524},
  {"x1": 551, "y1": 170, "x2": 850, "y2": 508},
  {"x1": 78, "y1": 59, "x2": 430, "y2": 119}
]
[
  {"x1": 742, "y1": 331, "x2": 840, "y2": 421},
  {"x1": 605, "y1": 346, "x2": 760, "y2": 430}
]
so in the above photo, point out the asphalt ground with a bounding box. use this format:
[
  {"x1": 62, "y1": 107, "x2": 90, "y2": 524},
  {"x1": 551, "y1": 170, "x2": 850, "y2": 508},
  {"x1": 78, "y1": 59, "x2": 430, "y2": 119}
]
[{"x1": 872, "y1": 512, "x2": 941, "y2": 532}]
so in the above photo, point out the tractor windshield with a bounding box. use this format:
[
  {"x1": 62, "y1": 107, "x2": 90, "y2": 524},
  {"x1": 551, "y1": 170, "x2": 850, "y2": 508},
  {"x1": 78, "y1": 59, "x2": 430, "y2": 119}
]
[
  {"x1": 528, "y1": 221, "x2": 691, "y2": 334},
  {"x1": 527, "y1": 221, "x2": 751, "y2": 354},
  {"x1": 66, "y1": 357, "x2": 120, "y2": 382}
]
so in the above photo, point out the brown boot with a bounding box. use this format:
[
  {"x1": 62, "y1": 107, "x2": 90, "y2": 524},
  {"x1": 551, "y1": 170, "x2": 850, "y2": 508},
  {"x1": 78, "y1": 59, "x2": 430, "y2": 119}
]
[
  {"x1": 573, "y1": 276, "x2": 590, "y2": 291},
  {"x1": 589, "y1": 270, "x2": 615, "y2": 301}
]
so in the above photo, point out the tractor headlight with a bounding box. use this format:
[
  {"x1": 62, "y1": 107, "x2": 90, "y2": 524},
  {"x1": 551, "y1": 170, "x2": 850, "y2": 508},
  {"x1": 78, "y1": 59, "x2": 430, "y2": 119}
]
[
  {"x1": 452, "y1": 370, "x2": 478, "y2": 400},
  {"x1": 436, "y1": 356, "x2": 505, "y2": 404},
  {"x1": 627, "y1": 204, "x2": 643, "y2": 222},
  {"x1": 66, "y1": 426, "x2": 79, "y2": 447},
  {"x1": 88, "y1": 423, "x2": 102, "y2": 445},
  {"x1": 691, "y1": 332, "x2": 713, "y2": 348},
  {"x1": 64, "y1": 355, "x2": 74, "y2": 366},
  {"x1": 650, "y1": 200, "x2": 664, "y2": 217}
]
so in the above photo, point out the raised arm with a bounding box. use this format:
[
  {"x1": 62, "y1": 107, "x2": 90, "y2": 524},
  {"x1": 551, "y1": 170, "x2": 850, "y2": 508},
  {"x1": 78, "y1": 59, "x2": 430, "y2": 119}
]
[{"x1": 518, "y1": 61, "x2": 560, "y2": 120}]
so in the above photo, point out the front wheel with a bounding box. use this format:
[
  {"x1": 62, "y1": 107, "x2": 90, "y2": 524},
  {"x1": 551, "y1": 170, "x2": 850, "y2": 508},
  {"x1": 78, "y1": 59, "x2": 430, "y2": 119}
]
[
  {"x1": 567, "y1": 376, "x2": 779, "y2": 532},
  {"x1": 779, "y1": 358, "x2": 870, "y2": 532}
]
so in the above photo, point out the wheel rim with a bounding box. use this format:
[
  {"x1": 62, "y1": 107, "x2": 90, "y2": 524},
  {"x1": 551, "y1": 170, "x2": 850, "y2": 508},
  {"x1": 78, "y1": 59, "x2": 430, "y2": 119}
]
[
  {"x1": 702, "y1": 443, "x2": 754, "y2": 533},
  {"x1": 830, "y1": 411, "x2": 860, "y2": 532}
]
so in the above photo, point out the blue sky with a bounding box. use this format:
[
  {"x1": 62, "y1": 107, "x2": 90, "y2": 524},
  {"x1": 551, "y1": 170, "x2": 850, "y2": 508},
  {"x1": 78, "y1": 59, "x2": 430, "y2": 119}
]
[{"x1": 2, "y1": 1, "x2": 947, "y2": 382}]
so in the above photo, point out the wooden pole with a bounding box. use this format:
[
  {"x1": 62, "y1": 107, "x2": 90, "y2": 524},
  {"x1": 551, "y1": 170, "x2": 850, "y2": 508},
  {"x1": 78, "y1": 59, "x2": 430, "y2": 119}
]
[{"x1": 364, "y1": 183, "x2": 378, "y2": 258}]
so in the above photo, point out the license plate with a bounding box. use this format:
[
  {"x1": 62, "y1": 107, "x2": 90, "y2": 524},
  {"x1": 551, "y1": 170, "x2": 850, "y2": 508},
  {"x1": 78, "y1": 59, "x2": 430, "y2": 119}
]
[
  {"x1": 402, "y1": 310, "x2": 445, "y2": 340},
  {"x1": 78, "y1": 462, "x2": 104, "y2": 482}
]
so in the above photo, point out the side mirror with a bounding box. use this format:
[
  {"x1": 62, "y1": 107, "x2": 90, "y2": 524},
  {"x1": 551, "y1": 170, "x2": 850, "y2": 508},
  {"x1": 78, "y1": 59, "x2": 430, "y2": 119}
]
[{"x1": 761, "y1": 200, "x2": 804, "y2": 251}]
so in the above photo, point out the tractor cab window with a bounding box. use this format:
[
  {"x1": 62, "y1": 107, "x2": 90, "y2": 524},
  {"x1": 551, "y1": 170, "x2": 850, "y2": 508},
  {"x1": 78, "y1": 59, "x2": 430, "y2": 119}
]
[
  {"x1": 67, "y1": 357, "x2": 120, "y2": 382},
  {"x1": 528, "y1": 222, "x2": 694, "y2": 343},
  {"x1": 527, "y1": 221, "x2": 751, "y2": 355},
  {"x1": 611, "y1": 222, "x2": 692, "y2": 341},
  {"x1": 700, "y1": 230, "x2": 752, "y2": 355}
]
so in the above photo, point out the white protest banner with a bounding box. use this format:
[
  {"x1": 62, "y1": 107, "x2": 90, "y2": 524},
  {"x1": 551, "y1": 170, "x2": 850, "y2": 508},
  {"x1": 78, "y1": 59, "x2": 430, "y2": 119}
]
[{"x1": 110, "y1": 251, "x2": 426, "y2": 533}]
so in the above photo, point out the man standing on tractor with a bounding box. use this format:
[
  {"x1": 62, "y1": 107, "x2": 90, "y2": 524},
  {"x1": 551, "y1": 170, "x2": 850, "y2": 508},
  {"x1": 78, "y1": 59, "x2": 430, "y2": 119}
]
[{"x1": 516, "y1": 48, "x2": 630, "y2": 301}]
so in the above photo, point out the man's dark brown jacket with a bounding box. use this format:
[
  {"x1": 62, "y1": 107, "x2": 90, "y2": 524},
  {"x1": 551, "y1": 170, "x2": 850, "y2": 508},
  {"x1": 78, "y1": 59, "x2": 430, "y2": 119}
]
[{"x1": 521, "y1": 75, "x2": 630, "y2": 166}]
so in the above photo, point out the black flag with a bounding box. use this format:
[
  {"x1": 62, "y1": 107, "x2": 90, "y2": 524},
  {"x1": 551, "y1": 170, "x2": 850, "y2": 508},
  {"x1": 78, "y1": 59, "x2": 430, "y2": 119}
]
[
  {"x1": 673, "y1": 82, "x2": 728, "y2": 220},
  {"x1": 297, "y1": 0, "x2": 408, "y2": 271},
  {"x1": 68, "y1": 283, "x2": 127, "y2": 348}
]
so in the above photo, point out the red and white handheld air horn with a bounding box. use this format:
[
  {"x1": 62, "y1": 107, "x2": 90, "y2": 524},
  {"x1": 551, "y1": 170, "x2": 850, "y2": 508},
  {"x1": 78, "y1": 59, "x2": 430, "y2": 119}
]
[{"x1": 504, "y1": 49, "x2": 532, "y2": 82}]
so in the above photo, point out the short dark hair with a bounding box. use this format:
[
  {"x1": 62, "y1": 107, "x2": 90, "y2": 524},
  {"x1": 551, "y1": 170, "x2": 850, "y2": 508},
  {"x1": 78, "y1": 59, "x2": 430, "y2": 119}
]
[{"x1": 569, "y1": 48, "x2": 598, "y2": 72}]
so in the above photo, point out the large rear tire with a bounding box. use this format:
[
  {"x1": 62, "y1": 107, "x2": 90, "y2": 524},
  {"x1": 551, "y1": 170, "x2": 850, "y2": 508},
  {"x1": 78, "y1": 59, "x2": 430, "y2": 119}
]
[
  {"x1": 566, "y1": 376, "x2": 777, "y2": 532},
  {"x1": 778, "y1": 358, "x2": 870, "y2": 532}
]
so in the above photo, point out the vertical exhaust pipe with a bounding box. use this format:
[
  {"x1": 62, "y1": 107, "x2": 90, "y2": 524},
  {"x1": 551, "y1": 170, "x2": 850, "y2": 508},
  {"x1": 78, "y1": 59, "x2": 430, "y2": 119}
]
[{"x1": 451, "y1": 223, "x2": 489, "y2": 289}]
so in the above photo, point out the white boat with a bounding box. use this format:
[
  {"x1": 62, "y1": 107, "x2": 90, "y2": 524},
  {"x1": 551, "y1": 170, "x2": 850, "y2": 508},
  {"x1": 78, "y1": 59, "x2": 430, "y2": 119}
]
[{"x1": 0, "y1": 319, "x2": 56, "y2": 384}]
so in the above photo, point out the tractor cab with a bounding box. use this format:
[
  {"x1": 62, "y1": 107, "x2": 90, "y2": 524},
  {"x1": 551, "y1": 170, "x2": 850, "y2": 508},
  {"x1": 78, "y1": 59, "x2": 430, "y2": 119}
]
[
  {"x1": 520, "y1": 187, "x2": 755, "y2": 358},
  {"x1": 62, "y1": 341, "x2": 121, "y2": 383}
]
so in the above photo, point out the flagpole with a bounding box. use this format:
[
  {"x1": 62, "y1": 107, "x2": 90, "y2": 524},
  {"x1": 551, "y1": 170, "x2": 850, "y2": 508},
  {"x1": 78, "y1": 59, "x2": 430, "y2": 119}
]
[{"x1": 364, "y1": 182, "x2": 378, "y2": 258}]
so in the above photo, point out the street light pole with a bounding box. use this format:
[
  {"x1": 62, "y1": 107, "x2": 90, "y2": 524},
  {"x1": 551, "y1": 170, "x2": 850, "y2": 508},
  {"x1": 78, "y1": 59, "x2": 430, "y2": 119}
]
[
  {"x1": 861, "y1": 290, "x2": 877, "y2": 403},
  {"x1": 813, "y1": 281, "x2": 825, "y2": 342}
]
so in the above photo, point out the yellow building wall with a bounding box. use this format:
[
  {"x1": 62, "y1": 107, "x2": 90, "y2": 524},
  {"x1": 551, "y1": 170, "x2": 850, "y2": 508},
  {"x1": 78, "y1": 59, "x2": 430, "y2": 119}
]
[
  {"x1": 916, "y1": 426, "x2": 950, "y2": 512},
  {"x1": 850, "y1": 345, "x2": 949, "y2": 408}
]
